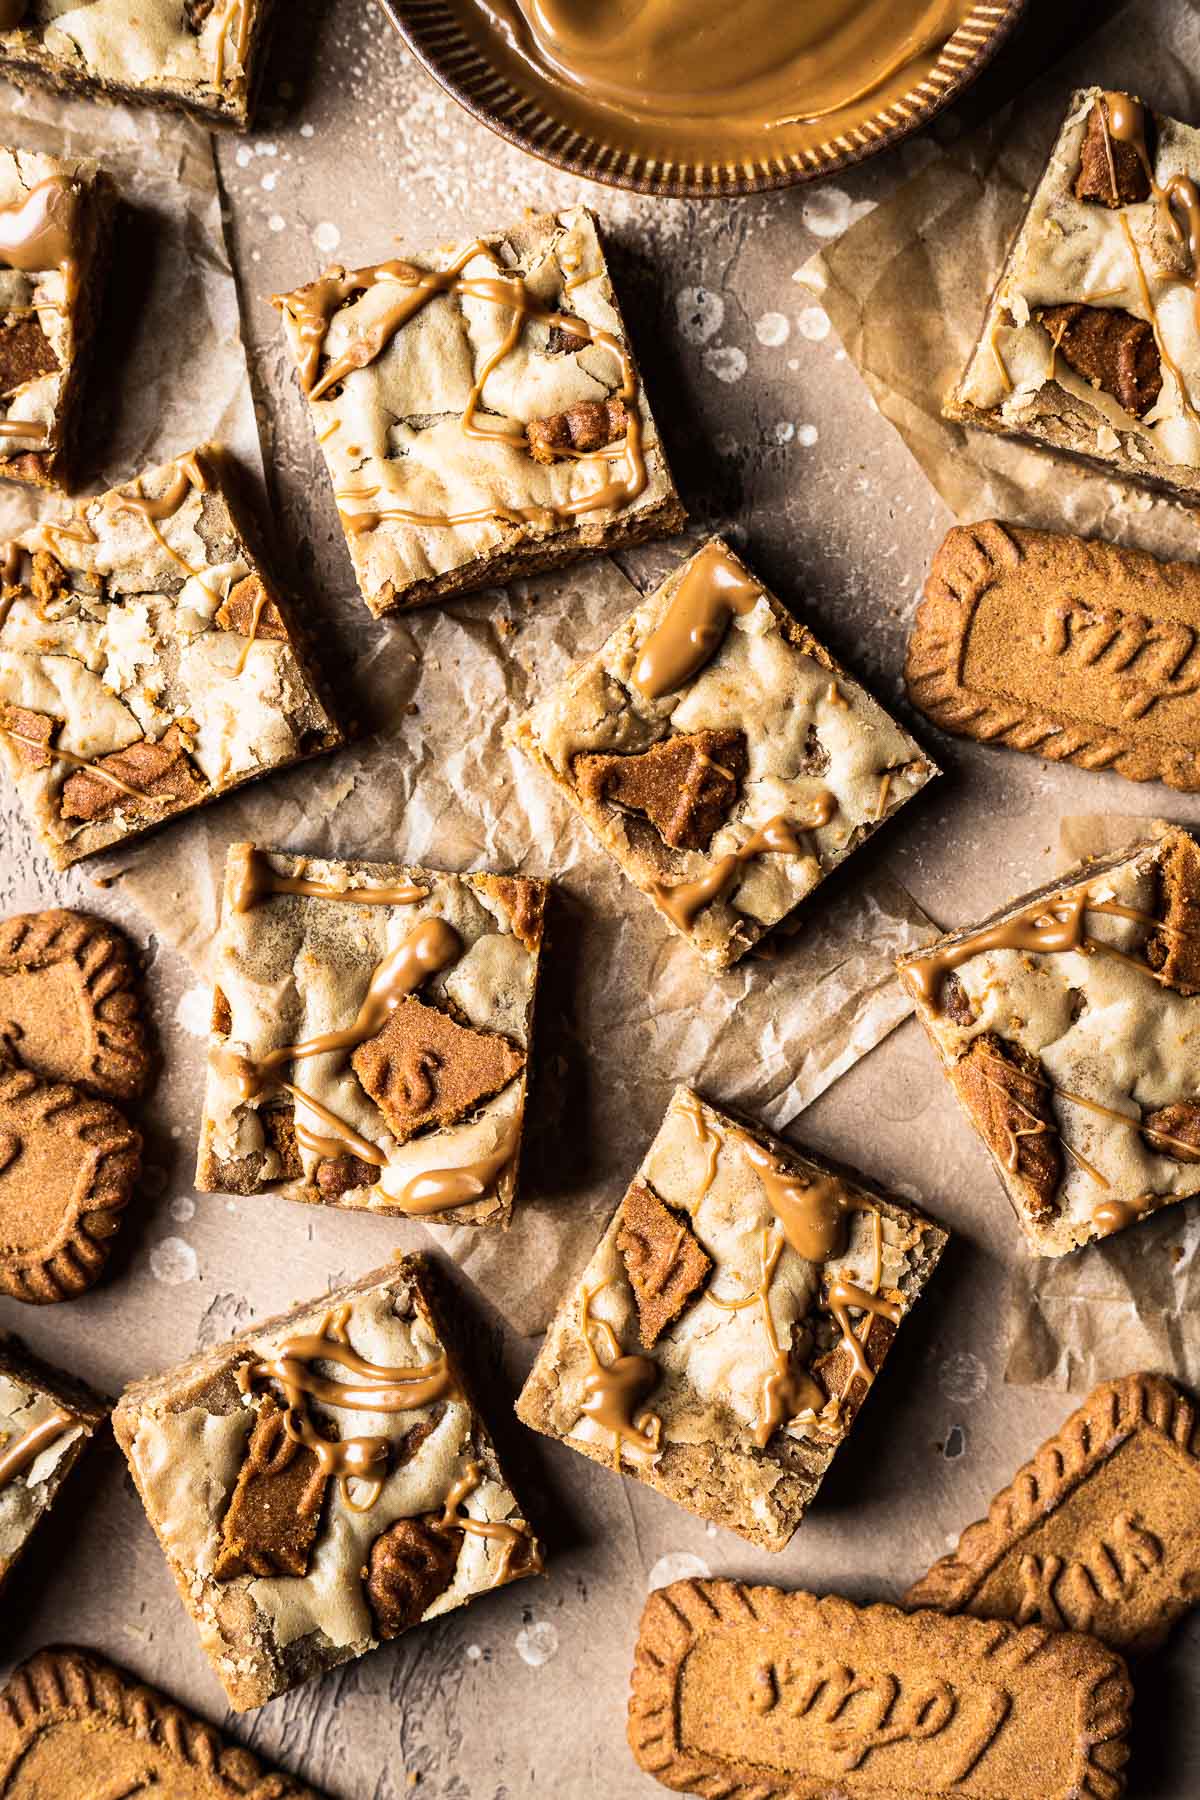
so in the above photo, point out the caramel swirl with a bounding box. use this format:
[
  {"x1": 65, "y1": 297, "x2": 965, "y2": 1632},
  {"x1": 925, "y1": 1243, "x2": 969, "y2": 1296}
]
[
  {"x1": 230, "y1": 846, "x2": 426, "y2": 914},
  {"x1": 450, "y1": 0, "x2": 977, "y2": 161},
  {"x1": 275, "y1": 239, "x2": 647, "y2": 527},
  {"x1": 651, "y1": 802, "x2": 833, "y2": 932},
  {"x1": 433, "y1": 1459, "x2": 543, "y2": 1586},
  {"x1": 239, "y1": 1305, "x2": 461, "y2": 1512},
  {"x1": 0, "y1": 176, "x2": 78, "y2": 275},
  {"x1": 223, "y1": 916, "x2": 462, "y2": 1102},
  {"x1": 390, "y1": 1109, "x2": 522, "y2": 1216},
  {"x1": 632, "y1": 542, "x2": 761, "y2": 699},
  {"x1": 578, "y1": 1283, "x2": 661, "y2": 1470},
  {"x1": 0, "y1": 1406, "x2": 76, "y2": 1490}
]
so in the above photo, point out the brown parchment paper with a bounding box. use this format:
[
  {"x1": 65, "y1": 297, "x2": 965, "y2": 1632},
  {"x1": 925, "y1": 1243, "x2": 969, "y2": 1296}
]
[
  {"x1": 802, "y1": 0, "x2": 1200, "y2": 562},
  {"x1": 115, "y1": 545, "x2": 935, "y2": 1336},
  {"x1": 1002, "y1": 814, "x2": 1200, "y2": 1391},
  {"x1": 0, "y1": 78, "x2": 260, "y2": 541}
]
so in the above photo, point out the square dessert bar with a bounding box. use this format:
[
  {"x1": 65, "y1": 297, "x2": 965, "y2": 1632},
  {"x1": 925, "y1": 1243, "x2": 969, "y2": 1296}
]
[
  {"x1": 0, "y1": 1, "x2": 277, "y2": 129},
  {"x1": 950, "y1": 87, "x2": 1200, "y2": 505},
  {"x1": 0, "y1": 1335, "x2": 107, "y2": 1592},
  {"x1": 514, "y1": 536, "x2": 937, "y2": 970},
  {"x1": 273, "y1": 205, "x2": 685, "y2": 616},
  {"x1": 516, "y1": 1086, "x2": 947, "y2": 1550},
  {"x1": 898, "y1": 826, "x2": 1200, "y2": 1256},
  {"x1": 196, "y1": 843, "x2": 545, "y2": 1228},
  {"x1": 112, "y1": 1257, "x2": 542, "y2": 1710},
  {"x1": 0, "y1": 444, "x2": 342, "y2": 869},
  {"x1": 0, "y1": 150, "x2": 115, "y2": 490}
]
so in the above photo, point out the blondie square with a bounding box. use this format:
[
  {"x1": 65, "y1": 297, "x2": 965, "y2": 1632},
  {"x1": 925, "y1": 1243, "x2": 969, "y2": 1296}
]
[
  {"x1": 514, "y1": 536, "x2": 936, "y2": 969},
  {"x1": 112, "y1": 1257, "x2": 542, "y2": 1710},
  {"x1": 0, "y1": 1, "x2": 278, "y2": 129},
  {"x1": 0, "y1": 1335, "x2": 107, "y2": 1591},
  {"x1": 949, "y1": 87, "x2": 1200, "y2": 505},
  {"x1": 0, "y1": 444, "x2": 342, "y2": 868},
  {"x1": 0, "y1": 149, "x2": 114, "y2": 489},
  {"x1": 515, "y1": 1086, "x2": 947, "y2": 1550},
  {"x1": 898, "y1": 825, "x2": 1200, "y2": 1255},
  {"x1": 196, "y1": 843, "x2": 545, "y2": 1229},
  {"x1": 273, "y1": 205, "x2": 685, "y2": 616}
]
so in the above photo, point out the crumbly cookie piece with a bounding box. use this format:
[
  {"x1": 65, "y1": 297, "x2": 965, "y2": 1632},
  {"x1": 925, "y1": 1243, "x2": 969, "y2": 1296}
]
[
  {"x1": 0, "y1": 444, "x2": 343, "y2": 869},
  {"x1": 514, "y1": 536, "x2": 936, "y2": 970},
  {"x1": 516, "y1": 1086, "x2": 946, "y2": 1549},
  {"x1": 947, "y1": 88, "x2": 1200, "y2": 507},
  {"x1": 272, "y1": 206, "x2": 685, "y2": 616},
  {"x1": 898, "y1": 826, "x2": 1200, "y2": 1255},
  {"x1": 196, "y1": 844, "x2": 545, "y2": 1229},
  {"x1": 906, "y1": 1372, "x2": 1200, "y2": 1655},
  {"x1": 0, "y1": 909, "x2": 149, "y2": 1100},
  {"x1": 0, "y1": 150, "x2": 115, "y2": 490},
  {"x1": 0, "y1": 1646, "x2": 322, "y2": 1796},
  {"x1": 628, "y1": 1578, "x2": 1132, "y2": 1798},
  {"x1": 0, "y1": 1051, "x2": 140, "y2": 1302},
  {"x1": 112, "y1": 1257, "x2": 542, "y2": 1710},
  {"x1": 0, "y1": 2, "x2": 279, "y2": 129},
  {"x1": 0, "y1": 1336, "x2": 106, "y2": 1592},
  {"x1": 906, "y1": 520, "x2": 1200, "y2": 790}
]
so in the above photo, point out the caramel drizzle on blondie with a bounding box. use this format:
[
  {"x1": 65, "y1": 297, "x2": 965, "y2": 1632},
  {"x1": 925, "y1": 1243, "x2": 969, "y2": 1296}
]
[
  {"x1": 274, "y1": 235, "x2": 647, "y2": 529},
  {"x1": 650, "y1": 801, "x2": 834, "y2": 932},
  {"x1": 632, "y1": 542, "x2": 762, "y2": 699},
  {"x1": 230, "y1": 845, "x2": 427, "y2": 913},
  {"x1": 432, "y1": 1460, "x2": 543, "y2": 1586},
  {"x1": 238, "y1": 1304, "x2": 461, "y2": 1513},
  {"x1": 0, "y1": 1406, "x2": 77, "y2": 1490},
  {"x1": 212, "y1": 0, "x2": 253, "y2": 89},
  {"x1": 0, "y1": 725, "x2": 151, "y2": 801},
  {"x1": 109, "y1": 451, "x2": 208, "y2": 577},
  {"x1": 577, "y1": 1282, "x2": 661, "y2": 1470},
  {"x1": 707, "y1": 1227, "x2": 830, "y2": 1448}
]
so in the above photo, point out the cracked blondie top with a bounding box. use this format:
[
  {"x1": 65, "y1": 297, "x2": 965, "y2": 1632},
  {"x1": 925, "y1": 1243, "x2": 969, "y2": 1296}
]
[
  {"x1": 0, "y1": 445, "x2": 342, "y2": 869},
  {"x1": 197, "y1": 843, "x2": 545, "y2": 1229},
  {"x1": 951, "y1": 87, "x2": 1200, "y2": 505},
  {"x1": 112, "y1": 1258, "x2": 541, "y2": 1710},
  {"x1": 273, "y1": 205, "x2": 684, "y2": 616},
  {"x1": 0, "y1": 1336, "x2": 106, "y2": 1592},
  {"x1": 0, "y1": 149, "x2": 114, "y2": 490},
  {"x1": 516, "y1": 1086, "x2": 946, "y2": 1550},
  {"x1": 514, "y1": 536, "x2": 936, "y2": 969},
  {"x1": 899, "y1": 826, "x2": 1200, "y2": 1256},
  {"x1": 0, "y1": 0, "x2": 277, "y2": 128}
]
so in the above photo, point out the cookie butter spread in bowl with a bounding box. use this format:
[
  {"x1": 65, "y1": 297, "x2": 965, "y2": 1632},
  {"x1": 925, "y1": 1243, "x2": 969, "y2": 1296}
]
[{"x1": 381, "y1": 0, "x2": 1026, "y2": 195}]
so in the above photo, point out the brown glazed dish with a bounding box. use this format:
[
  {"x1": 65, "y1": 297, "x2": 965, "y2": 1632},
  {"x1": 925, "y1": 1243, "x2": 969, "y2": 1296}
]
[{"x1": 379, "y1": 0, "x2": 1028, "y2": 197}]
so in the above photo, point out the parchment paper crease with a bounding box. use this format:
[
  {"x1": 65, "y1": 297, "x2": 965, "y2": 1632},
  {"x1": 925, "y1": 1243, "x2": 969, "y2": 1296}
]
[{"x1": 117, "y1": 550, "x2": 935, "y2": 1335}]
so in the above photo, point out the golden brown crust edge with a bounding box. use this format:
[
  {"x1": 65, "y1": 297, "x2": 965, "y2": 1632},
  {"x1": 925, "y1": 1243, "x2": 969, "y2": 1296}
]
[
  {"x1": 906, "y1": 519, "x2": 1200, "y2": 790},
  {"x1": 0, "y1": 1645, "x2": 324, "y2": 1795},
  {"x1": 904, "y1": 1371, "x2": 1200, "y2": 1653},
  {"x1": 628, "y1": 1577, "x2": 1131, "y2": 1799}
]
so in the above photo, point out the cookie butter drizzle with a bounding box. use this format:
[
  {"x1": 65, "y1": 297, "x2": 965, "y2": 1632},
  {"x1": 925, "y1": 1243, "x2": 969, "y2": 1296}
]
[
  {"x1": 231, "y1": 846, "x2": 427, "y2": 913},
  {"x1": 707, "y1": 1228, "x2": 830, "y2": 1447},
  {"x1": 650, "y1": 800, "x2": 835, "y2": 932},
  {"x1": 274, "y1": 235, "x2": 647, "y2": 532},
  {"x1": 906, "y1": 872, "x2": 1200, "y2": 1231},
  {"x1": 0, "y1": 175, "x2": 83, "y2": 449},
  {"x1": 578, "y1": 1282, "x2": 661, "y2": 1470},
  {"x1": 632, "y1": 542, "x2": 762, "y2": 699},
  {"x1": 1091, "y1": 94, "x2": 1200, "y2": 422},
  {"x1": 223, "y1": 917, "x2": 463, "y2": 1103},
  {"x1": 110, "y1": 451, "x2": 208, "y2": 577},
  {"x1": 432, "y1": 1460, "x2": 543, "y2": 1585},
  {"x1": 238, "y1": 1304, "x2": 461, "y2": 1512},
  {"x1": 0, "y1": 1406, "x2": 76, "y2": 1490},
  {"x1": 0, "y1": 725, "x2": 149, "y2": 800}
]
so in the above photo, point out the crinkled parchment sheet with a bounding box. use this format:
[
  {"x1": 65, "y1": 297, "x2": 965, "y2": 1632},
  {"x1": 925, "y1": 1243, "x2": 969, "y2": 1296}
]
[
  {"x1": 1000, "y1": 815, "x2": 1200, "y2": 1392},
  {"x1": 803, "y1": 0, "x2": 1200, "y2": 560},
  {"x1": 0, "y1": 79, "x2": 259, "y2": 540},
  {"x1": 116, "y1": 549, "x2": 934, "y2": 1336}
]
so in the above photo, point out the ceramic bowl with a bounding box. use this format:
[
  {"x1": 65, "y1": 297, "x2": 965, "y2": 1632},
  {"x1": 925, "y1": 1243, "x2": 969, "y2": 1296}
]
[{"x1": 379, "y1": 0, "x2": 1029, "y2": 198}]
